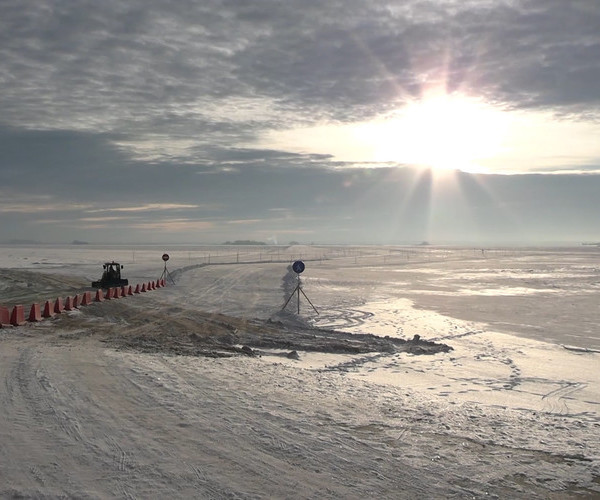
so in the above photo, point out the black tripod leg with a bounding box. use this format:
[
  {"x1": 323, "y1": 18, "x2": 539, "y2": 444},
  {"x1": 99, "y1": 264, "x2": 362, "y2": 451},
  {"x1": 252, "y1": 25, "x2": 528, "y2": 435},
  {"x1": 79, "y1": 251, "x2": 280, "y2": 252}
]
[
  {"x1": 299, "y1": 287, "x2": 319, "y2": 314},
  {"x1": 282, "y1": 284, "x2": 300, "y2": 310},
  {"x1": 166, "y1": 269, "x2": 176, "y2": 285},
  {"x1": 159, "y1": 265, "x2": 176, "y2": 285}
]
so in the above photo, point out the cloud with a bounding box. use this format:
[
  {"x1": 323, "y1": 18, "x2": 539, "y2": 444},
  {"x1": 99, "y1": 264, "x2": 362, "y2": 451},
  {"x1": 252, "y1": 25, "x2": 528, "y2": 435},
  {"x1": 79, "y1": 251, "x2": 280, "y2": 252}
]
[
  {"x1": 1, "y1": 1, "x2": 599, "y2": 244},
  {"x1": 87, "y1": 203, "x2": 205, "y2": 213},
  {"x1": 0, "y1": 201, "x2": 94, "y2": 214},
  {"x1": 2, "y1": 1, "x2": 598, "y2": 141}
]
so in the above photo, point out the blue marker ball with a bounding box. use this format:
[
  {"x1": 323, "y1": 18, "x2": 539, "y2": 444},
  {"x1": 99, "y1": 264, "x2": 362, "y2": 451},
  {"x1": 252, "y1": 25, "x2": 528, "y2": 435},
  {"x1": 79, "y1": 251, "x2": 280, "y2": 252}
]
[{"x1": 292, "y1": 260, "x2": 305, "y2": 274}]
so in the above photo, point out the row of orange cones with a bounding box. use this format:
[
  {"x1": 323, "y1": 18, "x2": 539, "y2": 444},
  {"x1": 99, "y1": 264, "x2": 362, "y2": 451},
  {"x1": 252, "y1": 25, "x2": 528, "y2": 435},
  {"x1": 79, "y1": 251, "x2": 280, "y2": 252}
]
[{"x1": 0, "y1": 279, "x2": 166, "y2": 328}]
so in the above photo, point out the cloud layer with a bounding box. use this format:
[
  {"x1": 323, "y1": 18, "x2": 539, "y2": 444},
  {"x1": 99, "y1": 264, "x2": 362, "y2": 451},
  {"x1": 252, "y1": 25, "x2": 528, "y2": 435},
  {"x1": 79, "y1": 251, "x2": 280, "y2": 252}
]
[{"x1": 1, "y1": 0, "x2": 599, "y2": 243}]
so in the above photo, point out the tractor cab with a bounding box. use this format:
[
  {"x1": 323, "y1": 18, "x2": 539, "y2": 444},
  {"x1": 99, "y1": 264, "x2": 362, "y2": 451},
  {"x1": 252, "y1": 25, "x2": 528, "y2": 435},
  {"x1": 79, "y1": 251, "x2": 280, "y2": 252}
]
[{"x1": 91, "y1": 261, "x2": 129, "y2": 288}]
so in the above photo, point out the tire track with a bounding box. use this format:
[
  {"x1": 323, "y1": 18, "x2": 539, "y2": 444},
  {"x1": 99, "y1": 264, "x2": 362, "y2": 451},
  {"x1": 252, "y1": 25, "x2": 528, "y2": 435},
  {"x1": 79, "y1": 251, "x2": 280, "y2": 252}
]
[{"x1": 541, "y1": 382, "x2": 587, "y2": 415}]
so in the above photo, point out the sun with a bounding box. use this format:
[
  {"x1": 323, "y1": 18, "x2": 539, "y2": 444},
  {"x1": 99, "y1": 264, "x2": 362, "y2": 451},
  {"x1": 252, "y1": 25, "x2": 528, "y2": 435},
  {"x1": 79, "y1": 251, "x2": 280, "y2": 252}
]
[
  {"x1": 254, "y1": 92, "x2": 511, "y2": 174},
  {"x1": 361, "y1": 94, "x2": 509, "y2": 173}
]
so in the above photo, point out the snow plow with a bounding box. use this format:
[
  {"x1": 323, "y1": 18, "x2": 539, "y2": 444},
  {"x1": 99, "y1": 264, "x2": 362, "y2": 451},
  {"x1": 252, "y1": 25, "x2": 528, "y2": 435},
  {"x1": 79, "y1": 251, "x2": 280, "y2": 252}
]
[{"x1": 91, "y1": 261, "x2": 129, "y2": 288}]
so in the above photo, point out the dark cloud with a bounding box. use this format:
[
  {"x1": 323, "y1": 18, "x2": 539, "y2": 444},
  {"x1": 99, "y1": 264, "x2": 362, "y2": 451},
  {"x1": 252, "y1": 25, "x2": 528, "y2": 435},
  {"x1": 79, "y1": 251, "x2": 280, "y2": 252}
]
[{"x1": 2, "y1": 0, "x2": 599, "y2": 134}]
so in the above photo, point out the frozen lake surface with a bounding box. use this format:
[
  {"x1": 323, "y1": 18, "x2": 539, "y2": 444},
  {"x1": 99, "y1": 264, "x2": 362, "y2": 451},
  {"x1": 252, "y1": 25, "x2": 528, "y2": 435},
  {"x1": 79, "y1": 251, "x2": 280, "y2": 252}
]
[
  {"x1": 4, "y1": 243, "x2": 598, "y2": 348},
  {"x1": 0, "y1": 244, "x2": 599, "y2": 497}
]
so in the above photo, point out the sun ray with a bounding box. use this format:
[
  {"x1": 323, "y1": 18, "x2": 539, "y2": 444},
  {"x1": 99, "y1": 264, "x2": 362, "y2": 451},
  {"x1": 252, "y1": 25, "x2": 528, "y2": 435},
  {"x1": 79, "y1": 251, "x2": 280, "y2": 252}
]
[{"x1": 386, "y1": 167, "x2": 433, "y2": 243}]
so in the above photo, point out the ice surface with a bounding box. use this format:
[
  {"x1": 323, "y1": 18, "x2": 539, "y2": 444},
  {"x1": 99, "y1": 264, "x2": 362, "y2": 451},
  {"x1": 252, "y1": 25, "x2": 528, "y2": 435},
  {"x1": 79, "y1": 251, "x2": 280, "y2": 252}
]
[{"x1": 0, "y1": 244, "x2": 598, "y2": 497}]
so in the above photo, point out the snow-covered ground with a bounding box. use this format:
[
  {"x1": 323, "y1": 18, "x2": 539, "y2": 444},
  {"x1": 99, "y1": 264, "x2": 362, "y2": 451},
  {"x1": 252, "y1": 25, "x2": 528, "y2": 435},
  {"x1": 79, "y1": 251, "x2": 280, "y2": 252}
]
[{"x1": 0, "y1": 244, "x2": 598, "y2": 498}]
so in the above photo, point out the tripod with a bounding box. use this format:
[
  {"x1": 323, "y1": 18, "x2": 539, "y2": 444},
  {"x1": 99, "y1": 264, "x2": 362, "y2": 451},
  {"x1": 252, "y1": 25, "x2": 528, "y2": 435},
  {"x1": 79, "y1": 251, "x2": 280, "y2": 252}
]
[
  {"x1": 282, "y1": 274, "x2": 319, "y2": 315},
  {"x1": 160, "y1": 261, "x2": 176, "y2": 285}
]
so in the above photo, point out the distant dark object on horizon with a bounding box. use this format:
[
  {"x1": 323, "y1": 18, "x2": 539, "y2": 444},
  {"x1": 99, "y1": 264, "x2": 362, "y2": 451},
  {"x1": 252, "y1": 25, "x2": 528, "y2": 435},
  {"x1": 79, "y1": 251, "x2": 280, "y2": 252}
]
[
  {"x1": 71, "y1": 240, "x2": 89, "y2": 245},
  {"x1": 223, "y1": 240, "x2": 267, "y2": 245}
]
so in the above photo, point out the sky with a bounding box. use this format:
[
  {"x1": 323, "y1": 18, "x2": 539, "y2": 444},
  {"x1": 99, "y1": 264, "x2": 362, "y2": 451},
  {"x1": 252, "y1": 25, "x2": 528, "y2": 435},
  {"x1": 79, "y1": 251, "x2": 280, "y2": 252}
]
[{"x1": 1, "y1": 0, "x2": 599, "y2": 245}]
